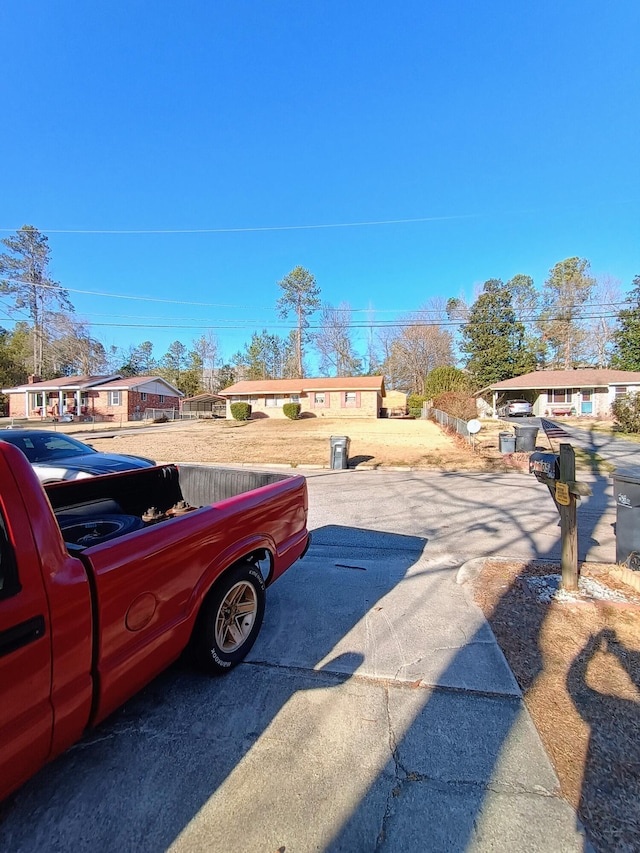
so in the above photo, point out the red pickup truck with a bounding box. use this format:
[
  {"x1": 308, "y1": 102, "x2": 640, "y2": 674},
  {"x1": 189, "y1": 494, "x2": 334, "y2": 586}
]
[{"x1": 0, "y1": 441, "x2": 309, "y2": 801}]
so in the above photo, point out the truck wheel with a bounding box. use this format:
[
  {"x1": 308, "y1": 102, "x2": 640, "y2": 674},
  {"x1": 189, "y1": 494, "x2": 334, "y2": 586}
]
[{"x1": 194, "y1": 562, "x2": 266, "y2": 674}]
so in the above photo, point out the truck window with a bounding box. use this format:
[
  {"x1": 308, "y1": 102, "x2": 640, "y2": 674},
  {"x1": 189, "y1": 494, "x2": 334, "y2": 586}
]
[{"x1": 0, "y1": 511, "x2": 20, "y2": 599}]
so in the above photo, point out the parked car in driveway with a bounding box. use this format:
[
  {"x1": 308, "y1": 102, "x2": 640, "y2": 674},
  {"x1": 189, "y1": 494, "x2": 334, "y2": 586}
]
[
  {"x1": 497, "y1": 399, "x2": 533, "y2": 418},
  {"x1": 0, "y1": 429, "x2": 155, "y2": 483}
]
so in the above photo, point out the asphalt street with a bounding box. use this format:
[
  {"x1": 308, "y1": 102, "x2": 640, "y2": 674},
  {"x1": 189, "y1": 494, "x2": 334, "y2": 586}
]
[{"x1": 0, "y1": 468, "x2": 605, "y2": 852}]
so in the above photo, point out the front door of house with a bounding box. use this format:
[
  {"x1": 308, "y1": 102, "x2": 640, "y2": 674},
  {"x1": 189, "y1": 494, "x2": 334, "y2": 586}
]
[{"x1": 581, "y1": 389, "x2": 593, "y2": 415}]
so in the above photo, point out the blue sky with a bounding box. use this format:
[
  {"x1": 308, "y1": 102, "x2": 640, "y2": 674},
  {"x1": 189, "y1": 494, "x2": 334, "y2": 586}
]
[{"x1": 1, "y1": 1, "x2": 638, "y2": 368}]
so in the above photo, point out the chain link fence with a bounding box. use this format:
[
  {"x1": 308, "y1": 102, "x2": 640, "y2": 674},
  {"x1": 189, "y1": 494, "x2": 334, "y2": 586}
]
[
  {"x1": 426, "y1": 406, "x2": 471, "y2": 441},
  {"x1": 143, "y1": 408, "x2": 180, "y2": 421}
]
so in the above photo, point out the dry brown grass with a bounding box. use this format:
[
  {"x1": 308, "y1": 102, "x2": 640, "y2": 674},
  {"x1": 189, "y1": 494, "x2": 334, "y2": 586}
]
[
  {"x1": 84, "y1": 416, "x2": 520, "y2": 470},
  {"x1": 471, "y1": 560, "x2": 640, "y2": 853}
]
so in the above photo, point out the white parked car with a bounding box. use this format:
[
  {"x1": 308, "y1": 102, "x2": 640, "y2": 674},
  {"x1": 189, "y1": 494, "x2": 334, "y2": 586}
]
[
  {"x1": 0, "y1": 429, "x2": 155, "y2": 483},
  {"x1": 497, "y1": 399, "x2": 533, "y2": 418}
]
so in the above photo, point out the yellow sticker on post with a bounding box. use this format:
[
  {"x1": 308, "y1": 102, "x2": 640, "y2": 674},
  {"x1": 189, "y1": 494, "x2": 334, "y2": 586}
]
[{"x1": 555, "y1": 482, "x2": 570, "y2": 506}]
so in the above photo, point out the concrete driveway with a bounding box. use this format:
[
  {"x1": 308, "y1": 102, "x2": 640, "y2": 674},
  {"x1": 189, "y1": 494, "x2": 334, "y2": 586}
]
[{"x1": 1, "y1": 470, "x2": 603, "y2": 852}]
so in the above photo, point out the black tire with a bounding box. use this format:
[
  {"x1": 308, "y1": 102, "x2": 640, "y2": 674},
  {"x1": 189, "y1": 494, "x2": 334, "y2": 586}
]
[
  {"x1": 194, "y1": 562, "x2": 266, "y2": 674},
  {"x1": 58, "y1": 514, "x2": 145, "y2": 546}
]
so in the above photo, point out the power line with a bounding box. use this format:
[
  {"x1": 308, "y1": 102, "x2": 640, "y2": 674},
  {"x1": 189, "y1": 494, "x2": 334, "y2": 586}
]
[
  {"x1": 0, "y1": 213, "x2": 481, "y2": 235},
  {"x1": 2, "y1": 275, "x2": 634, "y2": 316}
]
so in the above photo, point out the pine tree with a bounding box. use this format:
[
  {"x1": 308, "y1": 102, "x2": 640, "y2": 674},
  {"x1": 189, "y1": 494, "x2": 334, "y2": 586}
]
[
  {"x1": 461, "y1": 279, "x2": 536, "y2": 387},
  {"x1": 0, "y1": 225, "x2": 73, "y2": 376},
  {"x1": 276, "y1": 266, "x2": 321, "y2": 377}
]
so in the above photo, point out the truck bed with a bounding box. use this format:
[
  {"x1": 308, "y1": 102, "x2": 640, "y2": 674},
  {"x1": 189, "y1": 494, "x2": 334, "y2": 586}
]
[
  {"x1": 45, "y1": 463, "x2": 309, "y2": 724},
  {"x1": 45, "y1": 465, "x2": 291, "y2": 518}
]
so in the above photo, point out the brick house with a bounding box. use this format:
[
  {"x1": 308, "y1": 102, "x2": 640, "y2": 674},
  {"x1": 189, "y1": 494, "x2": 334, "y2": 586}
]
[
  {"x1": 2, "y1": 374, "x2": 183, "y2": 422},
  {"x1": 480, "y1": 369, "x2": 640, "y2": 418},
  {"x1": 219, "y1": 376, "x2": 386, "y2": 419}
]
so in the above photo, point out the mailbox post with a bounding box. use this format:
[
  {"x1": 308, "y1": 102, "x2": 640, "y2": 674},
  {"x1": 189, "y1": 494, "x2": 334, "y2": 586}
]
[
  {"x1": 529, "y1": 443, "x2": 591, "y2": 591},
  {"x1": 558, "y1": 444, "x2": 578, "y2": 591}
]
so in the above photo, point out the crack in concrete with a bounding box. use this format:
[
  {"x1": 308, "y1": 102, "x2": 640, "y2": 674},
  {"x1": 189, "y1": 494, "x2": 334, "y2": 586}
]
[
  {"x1": 245, "y1": 658, "x2": 523, "y2": 700},
  {"x1": 375, "y1": 682, "x2": 402, "y2": 851}
]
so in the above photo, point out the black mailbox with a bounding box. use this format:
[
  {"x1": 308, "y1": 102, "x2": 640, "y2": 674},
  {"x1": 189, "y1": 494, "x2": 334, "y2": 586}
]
[{"x1": 529, "y1": 452, "x2": 560, "y2": 481}]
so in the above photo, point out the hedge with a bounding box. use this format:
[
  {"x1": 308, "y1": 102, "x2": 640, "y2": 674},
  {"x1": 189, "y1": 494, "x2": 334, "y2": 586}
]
[
  {"x1": 283, "y1": 403, "x2": 301, "y2": 420},
  {"x1": 230, "y1": 402, "x2": 252, "y2": 421}
]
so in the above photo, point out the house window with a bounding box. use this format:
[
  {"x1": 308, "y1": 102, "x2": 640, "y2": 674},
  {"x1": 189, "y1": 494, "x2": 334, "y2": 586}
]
[
  {"x1": 108, "y1": 391, "x2": 121, "y2": 406},
  {"x1": 548, "y1": 389, "x2": 571, "y2": 403},
  {"x1": 140, "y1": 393, "x2": 147, "y2": 402},
  {"x1": 290, "y1": 394, "x2": 300, "y2": 403},
  {"x1": 345, "y1": 391, "x2": 357, "y2": 405},
  {"x1": 314, "y1": 392, "x2": 325, "y2": 406},
  {"x1": 159, "y1": 395, "x2": 165, "y2": 404},
  {"x1": 614, "y1": 386, "x2": 628, "y2": 398},
  {"x1": 265, "y1": 396, "x2": 277, "y2": 407}
]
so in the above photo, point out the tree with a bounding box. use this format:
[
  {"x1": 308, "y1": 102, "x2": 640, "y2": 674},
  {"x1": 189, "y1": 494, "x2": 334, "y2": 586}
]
[
  {"x1": 117, "y1": 341, "x2": 156, "y2": 377},
  {"x1": 583, "y1": 274, "x2": 621, "y2": 368},
  {"x1": 0, "y1": 326, "x2": 28, "y2": 390},
  {"x1": 48, "y1": 314, "x2": 106, "y2": 375},
  {"x1": 180, "y1": 349, "x2": 204, "y2": 398},
  {"x1": 538, "y1": 257, "x2": 595, "y2": 369},
  {"x1": 159, "y1": 340, "x2": 187, "y2": 387},
  {"x1": 0, "y1": 225, "x2": 73, "y2": 377},
  {"x1": 424, "y1": 366, "x2": 470, "y2": 399},
  {"x1": 381, "y1": 306, "x2": 454, "y2": 395},
  {"x1": 276, "y1": 266, "x2": 321, "y2": 377},
  {"x1": 314, "y1": 302, "x2": 362, "y2": 376},
  {"x1": 506, "y1": 273, "x2": 538, "y2": 321},
  {"x1": 234, "y1": 330, "x2": 290, "y2": 380},
  {"x1": 460, "y1": 279, "x2": 536, "y2": 387},
  {"x1": 191, "y1": 332, "x2": 219, "y2": 391},
  {"x1": 611, "y1": 275, "x2": 640, "y2": 370},
  {"x1": 217, "y1": 363, "x2": 236, "y2": 390}
]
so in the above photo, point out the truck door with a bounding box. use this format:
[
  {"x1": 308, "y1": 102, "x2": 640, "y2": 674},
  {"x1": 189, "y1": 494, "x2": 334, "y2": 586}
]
[{"x1": 0, "y1": 501, "x2": 53, "y2": 800}]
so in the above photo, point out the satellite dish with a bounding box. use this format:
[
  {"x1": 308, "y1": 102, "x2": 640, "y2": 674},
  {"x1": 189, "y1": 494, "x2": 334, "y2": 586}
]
[{"x1": 467, "y1": 419, "x2": 481, "y2": 434}]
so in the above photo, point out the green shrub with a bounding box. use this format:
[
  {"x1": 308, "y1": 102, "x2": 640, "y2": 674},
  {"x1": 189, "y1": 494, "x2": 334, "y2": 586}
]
[
  {"x1": 432, "y1": 392, "x2": 477, "y2": 421},
  {"x1": 612, "y1": 393, "x2": 640, "y2": 433},
  {"x1": 283, "y1": 402, "x2": 301, "y2": 420},
  {"x1": 407, "y1": 394, "x2": 427, "y2": 418},
  {"x1": 230, "y1": 402, "x2": 252, "y2": 421},
  {"x1": 424, "y1": 367, "x2": 470, "y2": 399}
]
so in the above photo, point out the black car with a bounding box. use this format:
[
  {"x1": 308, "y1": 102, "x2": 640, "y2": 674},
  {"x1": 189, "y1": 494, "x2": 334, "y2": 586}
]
[{"x1": 0, "y1": 429, "x2": 155, "y2": 483}]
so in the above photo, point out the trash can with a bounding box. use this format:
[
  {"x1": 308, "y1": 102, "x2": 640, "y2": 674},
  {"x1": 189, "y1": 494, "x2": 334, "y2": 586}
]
[
  {"x1": 329, "y1": 435, "x2": 350, "y2": 469},
  {"x1": 514, "y1": 424, "x2": 539, "y2": 452},
  {"x1": 499, "y1": 431, "x2": 516, "y2": 454},
  {"x1": 612, "y1": 470, "x2": 640, "y2": 566}
]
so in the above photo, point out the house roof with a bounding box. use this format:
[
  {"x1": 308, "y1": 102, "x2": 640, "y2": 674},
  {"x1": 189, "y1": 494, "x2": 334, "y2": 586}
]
[
  {"x1": 2, "y1": 374, "x2": 120, "y2": 393},
  {"x1": 2, "y1": 374, "x2": 184, "y2": 396},
  {"x1": 181, "y1": 393, "x2": 226, "y2": 403},
  {"x1": 97, "y1": 376, "x2": 183, "y2": 396},
  {"x1": 482, "y1": 369, "x2": 640, "y2": 393},
  {"x1": 219, "y1": 376, "x2": 385, "y2": 396}
]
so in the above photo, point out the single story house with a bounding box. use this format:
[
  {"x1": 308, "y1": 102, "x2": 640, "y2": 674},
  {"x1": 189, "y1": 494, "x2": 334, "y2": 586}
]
[
  {"x1": 2, "y1": 374, "x2": 183, "y2": 422},
  {"x1": 219, "y1": 376, "x2": 386, "y2": 419},
  {"x1": 479, "y1": 369, "x2": 640, "y2": 418},
  {"x1": 181, "y1": 392, "x2": 226, "y2": 418}
]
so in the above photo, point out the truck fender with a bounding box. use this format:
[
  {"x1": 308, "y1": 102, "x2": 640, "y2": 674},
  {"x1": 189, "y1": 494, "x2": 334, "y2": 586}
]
[{"x1": 187, "y1": 533, "x2": 276, "y2": 624}]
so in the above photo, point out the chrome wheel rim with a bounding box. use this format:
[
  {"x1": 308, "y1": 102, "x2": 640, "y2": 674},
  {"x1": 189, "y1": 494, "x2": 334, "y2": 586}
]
[{"x1": 214, "y1": 581, "x2": 258, "y2": 652}]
